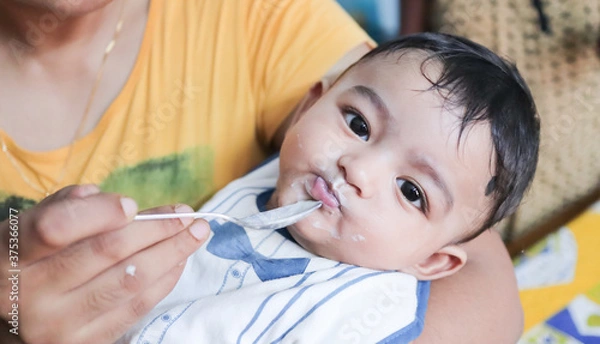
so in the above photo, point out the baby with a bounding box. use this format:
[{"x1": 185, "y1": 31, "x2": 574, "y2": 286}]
[{"x1": 122, "y1": 33, "x2": 539, "y2": 344}]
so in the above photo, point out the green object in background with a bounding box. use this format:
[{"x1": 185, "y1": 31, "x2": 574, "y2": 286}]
[
  {"x1": 588, "y1": 282, "x2": 600, "y2": 304},
  {"x1": 588, "y1": 314, "x2": 600, "y2": 327},
  {"x1": 101, "y1": 146, "x2": 214, "y2": 210}
]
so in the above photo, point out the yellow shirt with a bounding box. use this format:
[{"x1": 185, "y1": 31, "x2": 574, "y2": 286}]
[{"x1": 0, "y1": 0, "x2": 370, "y2": 215}]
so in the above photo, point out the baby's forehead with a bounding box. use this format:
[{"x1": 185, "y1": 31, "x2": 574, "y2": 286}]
[
  {"x1": 350, "y1": 51, "x2": 490, "y2": 135},
  {"x1": 344, "y1": 50, "x2": 449, "y2": 107},
  {"x1": 354, "y1": 48, "x2": 443, "y2": 77}
]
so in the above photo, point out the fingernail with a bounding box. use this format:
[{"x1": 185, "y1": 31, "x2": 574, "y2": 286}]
[
  {"x1": 120, "y1": 197, "x2": 138, "y2": 218},
  {"x1": 78, "y1": 184, "x2": 100, "y2": 198},
  {"x1": 189, "y1": 221, "x2": 209, "y2": 241},
  {"x1": 175, "y1": 204, "x2": 194, "y2": 227},
  {"x1": 175, "y1": 204, "x2": 193, "y2": 213}
]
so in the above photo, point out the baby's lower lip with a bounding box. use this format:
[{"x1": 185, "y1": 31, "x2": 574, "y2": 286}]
[{"x1": 310, "y1": 176, "x2": 340, "y2": 208}]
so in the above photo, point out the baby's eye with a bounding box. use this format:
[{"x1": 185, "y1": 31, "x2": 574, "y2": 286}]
[
  {"x1": 397, "y1": 178, "x2": 427, "y2": 213},
  {"x1": 343, "y1": 110, "x2": 369, "y2": 141}
]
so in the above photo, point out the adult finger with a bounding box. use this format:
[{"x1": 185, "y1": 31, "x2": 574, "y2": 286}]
[
  {"x1": 72, "y1": 219, "x2": 209, "y2": 324},
  {"x1": 0, "y1": 184, "x2": 92, "y2": 272},
  {"x1": 77, "y1": 263, "x2": 186, "y2": 344},
  {"x1": 16, "y1": 191, "x2": 138, "y2": 264},
  {"x1": 39, "y1": 184, "x2": 100, "y2": 205},
  {"x1": 28, "y1": 204, "x2": 196, "y2": 292}
]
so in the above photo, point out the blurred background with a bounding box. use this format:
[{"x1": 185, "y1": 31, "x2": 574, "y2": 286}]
[
  {"x1": 337, "y1": 1, "x2": 600, "y2": 342},
  {"x1": 337, "y1": 0, "x2": 400, "y2": 43}
]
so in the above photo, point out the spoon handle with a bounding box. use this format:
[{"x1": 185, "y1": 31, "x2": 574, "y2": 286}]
[{"x1": 134, "y1": 212, "x2": 228, "y2": 221}]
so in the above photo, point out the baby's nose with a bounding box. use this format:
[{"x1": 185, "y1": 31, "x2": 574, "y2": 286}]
[{"x1": 337, "y1": 154, "x2": 381, "y2": 198}]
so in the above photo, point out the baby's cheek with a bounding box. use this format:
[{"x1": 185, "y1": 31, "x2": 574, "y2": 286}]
[{"x1": 308, "y1": 220, "x2": 340, "y2": 240}]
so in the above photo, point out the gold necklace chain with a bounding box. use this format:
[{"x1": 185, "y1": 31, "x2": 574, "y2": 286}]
[{"x1": 0, "y1": 0, "x2": 127, "y2": 197}]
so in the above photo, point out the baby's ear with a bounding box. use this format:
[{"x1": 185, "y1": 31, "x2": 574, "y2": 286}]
[
  {"x1": 271, "y1": 81, "x2": 328, "y2": 149},
  {"x1": 399, "y1": 245, "x2": 467, "y2": 281}
]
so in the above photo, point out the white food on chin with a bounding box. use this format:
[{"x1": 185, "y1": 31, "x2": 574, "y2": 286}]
[
  {"x1": 125, "y1": 265, "x2": 137, "y2": 277},
  {"x1": 311, "y1": 220, "x2": 340, "y2": 239},
  {"x1": 351, "y1": 234, "x2": 366, "y2": 242}
]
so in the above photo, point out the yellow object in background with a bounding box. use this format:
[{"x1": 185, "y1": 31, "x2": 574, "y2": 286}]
[
  {"x1": 515, "y1": 201, "x2": 600, "y2": 342},
  {"x1": 0, "y1": 0, "x2": 371, "y2": 217}
]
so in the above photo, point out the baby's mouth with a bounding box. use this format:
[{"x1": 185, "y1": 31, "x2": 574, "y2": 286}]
[{"x1": 308, "y1": 176, "x2": 340, "y2": 209}]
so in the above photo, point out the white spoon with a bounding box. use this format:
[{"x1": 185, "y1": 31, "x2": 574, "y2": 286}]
[{"x1": 134, "y1": 200, "x2": 323, "y2": 230}]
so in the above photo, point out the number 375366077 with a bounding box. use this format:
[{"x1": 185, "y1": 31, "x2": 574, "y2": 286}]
[{"x1": 8, "y1": 208, "x2": 19, "y2": 268}]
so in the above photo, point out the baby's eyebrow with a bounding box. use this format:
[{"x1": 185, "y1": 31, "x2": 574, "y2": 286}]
[
  {"x1": 410, "y1": 155, "x2": 454, "y2": 213},
  {"x1": 350, "y1": 85, "x2": 391, "y2": 122}
]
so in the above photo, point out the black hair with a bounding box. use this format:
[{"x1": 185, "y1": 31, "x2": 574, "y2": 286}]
[{"x1": 357, "y1": 32, "x2": 540, "y2": 242}]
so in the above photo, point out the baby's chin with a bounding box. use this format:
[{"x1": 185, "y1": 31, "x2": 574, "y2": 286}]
[
  {"x1": 288, "y1": 220, "x2": 357, "y2": 261},
  {"x1": 285, "y1": 224, "x2": 317, "y2": 252},
  {"x1": 292, "y1": 214, "x2": 342, "y2": 241}
]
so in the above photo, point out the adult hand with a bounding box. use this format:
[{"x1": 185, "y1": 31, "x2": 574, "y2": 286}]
[{"x1": 0, "y1": 185, "x2": 210, "y2": 344}]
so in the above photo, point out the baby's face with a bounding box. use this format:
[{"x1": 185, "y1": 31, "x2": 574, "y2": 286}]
[{"x1": 270, "y1": 53, "x2": 494, "y2": 273}]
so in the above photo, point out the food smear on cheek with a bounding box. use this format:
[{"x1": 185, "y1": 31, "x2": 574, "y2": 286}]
[
  {"x1": 125, "y1": 265, "x2": 137, "y2": 277},
  {"x1": 290, "y1": 181, "x2": 305, "y2": 200},
  {"x1": 311, "y1": 220, "x2": 340, "y2": 239},
  {"x1": 351, "y1": 234, "x2": 366, "y2": 242},
  {"x1": 296, "y1": 134, "x2": 303, "y2": 149}
]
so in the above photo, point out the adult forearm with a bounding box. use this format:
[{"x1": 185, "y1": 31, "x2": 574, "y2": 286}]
[{"x1": 414, "y1": 230, "x2": 523, "y2": 343}]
